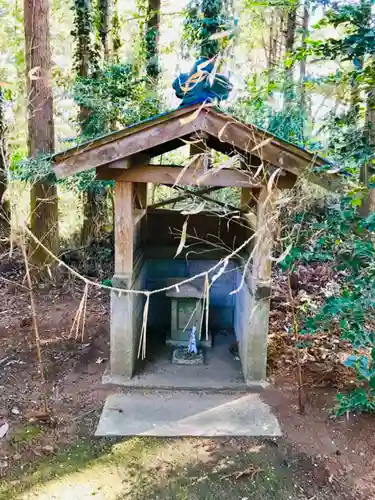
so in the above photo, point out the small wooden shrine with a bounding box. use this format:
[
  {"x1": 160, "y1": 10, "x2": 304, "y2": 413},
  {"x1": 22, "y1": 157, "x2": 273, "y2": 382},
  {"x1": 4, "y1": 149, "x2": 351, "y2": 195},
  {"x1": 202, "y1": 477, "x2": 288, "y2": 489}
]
[{"x1": 52, "y1": 99, "x2": 336, "y2": 386}]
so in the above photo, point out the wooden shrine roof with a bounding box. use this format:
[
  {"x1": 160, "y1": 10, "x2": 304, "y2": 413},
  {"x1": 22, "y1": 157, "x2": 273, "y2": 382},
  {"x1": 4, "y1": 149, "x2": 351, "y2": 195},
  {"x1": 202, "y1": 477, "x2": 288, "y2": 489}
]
[{"x1": 52, "y1": 104, "x2": 338, "y2": 190}]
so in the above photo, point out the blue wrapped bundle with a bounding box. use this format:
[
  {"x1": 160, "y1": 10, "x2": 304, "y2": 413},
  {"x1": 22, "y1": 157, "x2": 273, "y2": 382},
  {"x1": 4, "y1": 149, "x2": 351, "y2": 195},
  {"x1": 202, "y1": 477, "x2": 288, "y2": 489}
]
[{"x1": 173, "y1": 58, "x2": 233, "y2": 107}]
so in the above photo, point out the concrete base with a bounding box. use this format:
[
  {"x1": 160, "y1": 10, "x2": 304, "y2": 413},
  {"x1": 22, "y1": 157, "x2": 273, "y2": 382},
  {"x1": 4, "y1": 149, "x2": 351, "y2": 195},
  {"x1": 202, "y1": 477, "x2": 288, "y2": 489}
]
[
  {"x1": 103, "y1": 333, "x2": 253, "y2": 391},
  {"x1": 172, "y1": 348, "x2": 204, "y2": 365},
  {"x1": 95, "y1": 391, "x2": 282, "y2": 437}
]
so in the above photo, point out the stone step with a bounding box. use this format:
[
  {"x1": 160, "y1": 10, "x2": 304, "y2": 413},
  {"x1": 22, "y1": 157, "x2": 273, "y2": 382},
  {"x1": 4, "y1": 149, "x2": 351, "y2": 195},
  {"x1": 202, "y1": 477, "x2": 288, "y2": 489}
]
[{"x1": 95, "y1": 391, "x2": 281, "y2": 437}]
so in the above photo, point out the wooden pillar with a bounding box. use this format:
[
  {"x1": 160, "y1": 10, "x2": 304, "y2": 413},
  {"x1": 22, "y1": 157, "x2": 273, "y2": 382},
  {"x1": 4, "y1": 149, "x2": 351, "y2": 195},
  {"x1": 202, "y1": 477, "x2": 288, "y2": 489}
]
[
  {"x1": 242, "y1": 186, "x2": 276, "y2": 383},
  {"x1": 114, "y1": 181, "x2": 134, "y2": 276},
  {"x1": 134, "y1": 182, "x2": 148, "y2": 209},
  {"x1": 110, "y1": 181, "x2": 136, "y2": 379}
]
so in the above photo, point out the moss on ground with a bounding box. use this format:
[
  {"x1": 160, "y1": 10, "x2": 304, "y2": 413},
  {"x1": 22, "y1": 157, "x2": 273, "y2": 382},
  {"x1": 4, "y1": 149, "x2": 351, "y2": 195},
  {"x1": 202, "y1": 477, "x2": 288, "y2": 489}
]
[{"x1": 0, "y1": 437, "x2": 352, "y2": 500}]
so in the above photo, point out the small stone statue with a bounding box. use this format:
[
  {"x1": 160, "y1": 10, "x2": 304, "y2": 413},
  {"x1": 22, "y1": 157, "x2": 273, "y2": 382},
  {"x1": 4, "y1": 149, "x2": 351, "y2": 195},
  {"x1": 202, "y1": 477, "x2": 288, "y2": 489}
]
[{"x1": 172, "y1": 58, "x2": 233, "y2": 107}]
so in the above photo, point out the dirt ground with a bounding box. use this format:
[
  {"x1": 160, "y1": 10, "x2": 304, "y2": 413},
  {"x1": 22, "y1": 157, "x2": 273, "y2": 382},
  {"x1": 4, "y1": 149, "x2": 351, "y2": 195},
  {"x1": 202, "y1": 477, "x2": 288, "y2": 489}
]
[{"x1": 1, "y1": 255, "x2": 375, "y2": 499}]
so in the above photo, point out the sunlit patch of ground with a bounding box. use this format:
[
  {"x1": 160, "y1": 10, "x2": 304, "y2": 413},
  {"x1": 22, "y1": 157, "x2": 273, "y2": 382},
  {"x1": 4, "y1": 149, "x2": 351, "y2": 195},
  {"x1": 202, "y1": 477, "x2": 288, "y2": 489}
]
[{"x1": 1, "y1": 436, "x2": 355, "y2": 500}]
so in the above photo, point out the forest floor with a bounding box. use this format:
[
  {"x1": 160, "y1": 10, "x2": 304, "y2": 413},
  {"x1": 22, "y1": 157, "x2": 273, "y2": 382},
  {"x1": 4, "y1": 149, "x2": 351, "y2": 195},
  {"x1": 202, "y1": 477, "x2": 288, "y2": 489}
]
[{"x1": 1, "y1": 253, "x2": 375, "y2": 500}]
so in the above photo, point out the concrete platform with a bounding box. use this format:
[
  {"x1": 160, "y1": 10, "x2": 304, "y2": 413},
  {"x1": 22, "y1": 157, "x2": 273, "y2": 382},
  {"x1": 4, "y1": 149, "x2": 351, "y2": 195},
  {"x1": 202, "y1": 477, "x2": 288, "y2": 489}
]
[
  {"x1": 103, "y1": 333, "x2": 254, "y2": 391},
  {"x1": 95, "y1": 391, "x2": 282, "y2": 437}
]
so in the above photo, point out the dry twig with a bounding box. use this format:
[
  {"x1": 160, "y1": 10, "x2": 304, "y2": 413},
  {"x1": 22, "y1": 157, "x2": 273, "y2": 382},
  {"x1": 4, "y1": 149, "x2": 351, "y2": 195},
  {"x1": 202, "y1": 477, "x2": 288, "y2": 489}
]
[{"x1": 21, "y1": 243, "x2": 49, "y2": 415}]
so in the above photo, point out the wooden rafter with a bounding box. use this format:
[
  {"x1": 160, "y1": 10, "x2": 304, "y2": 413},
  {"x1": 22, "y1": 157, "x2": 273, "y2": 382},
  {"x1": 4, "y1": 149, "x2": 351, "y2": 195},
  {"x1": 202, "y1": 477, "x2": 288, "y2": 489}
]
[
  {"x1": 97, "y1": 164, "x2": 265, "y2": 188},
  {"x1": 174, "y1": 185, "x2": 246, "y2": 214},
  {"x1": 149, "y1": 186, "x2": 222, "y2": 209}
]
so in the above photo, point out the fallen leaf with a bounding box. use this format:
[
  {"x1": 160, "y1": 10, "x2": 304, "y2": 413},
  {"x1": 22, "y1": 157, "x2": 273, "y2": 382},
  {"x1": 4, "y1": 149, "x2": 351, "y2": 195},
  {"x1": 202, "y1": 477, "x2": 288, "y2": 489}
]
[
  {"x1": 221, "y1": 465, "x2": 263, "y2": 481},
  {"x1": 197, "y1": 56, "x2": 216, "y2": 71},
  {"x1": 180, "y1": 108, "x2": 201, "y2": 126},
  {"x1": 175, "y1": 218, "x2": 188, "y2": 257},
  {"x1": 96, "y1": 357, "x2": 107, "y2": 364},
  {"x1": 209, "y1": 30, "x2": 232, "y2": 40},
  {"x1": 42, "y1": 445, "x2": 54, "y2": 454},
  {"x1": 267, "y1": 167, "x2": 281, "y2": 193},
  {"x1": 250, "y1": 137, "x2": 273, "y2": 152},
  {"x1": 172, "y1": 154, "x2": 202, "y2": 187},
  {"x1": 196, "y1": 155, "x2": 239, "y2": 186},
  {"x1": 179, "y1": 102, "x2": 212, "y2": 126},
  {"x1": 181, "y1": 201, "x2": 206, "y2": 215},
  {"x1": 0, "y1": 422, "x2": 9, "y2": 438}
]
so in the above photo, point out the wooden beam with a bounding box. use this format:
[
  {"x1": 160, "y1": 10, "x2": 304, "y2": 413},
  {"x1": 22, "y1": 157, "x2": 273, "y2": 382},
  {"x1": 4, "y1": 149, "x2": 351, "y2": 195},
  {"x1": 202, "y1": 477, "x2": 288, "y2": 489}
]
[
  {"x1": 133, "y1": 208, "x2": 146, "y2": 226},
  {"x1": 134, "y1": 183, "x2": 147, "y2": 209},
  {"x1": 98, "y1": 164, "x2": 297, "y2": 189},
  {"x1": 149, "y1": 186, "x2": 222, "y2": 209},
  {"x1": 97, "y1": 165, "x2": 263, "y2": 188},
  {"x1": 174, "y1": 185, "x2": 246, "y2": 213},
  {"x1": 114, "y1": 181, "x2": 134, "y2": 275},
  {"x1": 53, "y1": 112, "x2": 205, "y2": 179}
]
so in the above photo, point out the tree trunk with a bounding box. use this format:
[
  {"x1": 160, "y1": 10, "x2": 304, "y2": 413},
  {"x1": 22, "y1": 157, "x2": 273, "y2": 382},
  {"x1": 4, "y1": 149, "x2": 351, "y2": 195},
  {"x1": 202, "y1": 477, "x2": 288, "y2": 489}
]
[
  {"x1": 73, "y1": 0, "x2": 107, "y2": 245},
  {"x1": 0, "y1": 90, "x2": 10, "y2": 241},
  {"x1": 299, "y1": 2, "x2": 309, "y2": 107},
  {"x1": 73, "y1": 0, "x2": 96, "y2": 126},
  {"x1": 285, "y1": 5, "x2": 297, "y2": 54},
  {"x1": 80, "y1": 188, "x2": 108, "y2": 245},
  {"x1": 98, "y1": 0, "x2": 110, "y2": 61},
  {"x1": 111, "y1": 0, "x2": 121, "y2": 61},
  {"x1": 24, "y1": 0, "x2": 59, "y2": 267},
  {"x1": 146, "y1": 0, "x2": 161, "y2": 80},
  {"x1": 361, "y1": 85, "x2": 375, "y2": 216},
  {"x1": 284, "y1": 3, "x2": 298, "y2": 102},
  {"x1": 201, "y1": 0, "x2": 223, "y2": 58}
]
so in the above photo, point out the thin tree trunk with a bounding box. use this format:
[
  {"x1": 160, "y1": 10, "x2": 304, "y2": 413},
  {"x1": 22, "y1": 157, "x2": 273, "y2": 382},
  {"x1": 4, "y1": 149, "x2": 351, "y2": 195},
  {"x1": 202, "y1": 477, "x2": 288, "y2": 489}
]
[
  {"x1": 0, "y1": 90, "x2": 10, "y2": 241},
  {"x1": 24, "y1": 0, "x2": 59, "y2": 267},
  {"x1": 285, "y1": 5, "x2": 297, "y2": 54},
  {"x1": 361, "y1": 85, "x2": 375, "y2": 216},
  {"x1": 73, "y1": 0, "x2": 107, "y2": 245},
  {"x1": 284, "y1": 3, "x2": 298, "y2": 103},
  {"x1": 299, "y1": 2, "x2": 309, "y2": 107},
  {"x1": 74, "y1": 0, "x2": 95, "y2": 126},
  {"x1": 267, "y1": 11, "x2": 276, "y2": 72},
  {"x1": 98, "y1": 0, "x2": 110, "y2": 61},
  {"x1": 111, "y1": 0, "x2": 121, "y2": 61},
  {"x1": 146, "y1": 0, "x2": 161, "y2": 80},
  {"x1": 201, "y1": 0, "x2": 223, "y2": 58}
]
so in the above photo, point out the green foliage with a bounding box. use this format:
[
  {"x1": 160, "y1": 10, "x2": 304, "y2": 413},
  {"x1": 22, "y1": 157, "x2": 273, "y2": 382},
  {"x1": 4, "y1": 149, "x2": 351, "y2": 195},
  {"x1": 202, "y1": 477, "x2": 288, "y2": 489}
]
[
  {"x1": 111, "y1": 0, "x2": 121, "y2": 58},
  {"x1": 71, "y1": 0, "x2": 100, "y2": 77},
  {"x1": 336, "y1": 388, "x2": 375, "y2": 415},
  {"x1": 183, "y1": 0, "x2": 235, "y2": 58},
  {"x1": 232, "y1": 72, "x2": 308, "y2": 147},
  {"x1": 11, "y1": 154, "x2": 55, "y2": 183},
  {"x1": 312, "y1": 1, "x2": 375, "y2": 64},
  {"x1": 280, "y1": 191, "x2": 375, "y2": 415},
  {"x1": 73, "y1": 63, "x2": 162, "y2": 139}
]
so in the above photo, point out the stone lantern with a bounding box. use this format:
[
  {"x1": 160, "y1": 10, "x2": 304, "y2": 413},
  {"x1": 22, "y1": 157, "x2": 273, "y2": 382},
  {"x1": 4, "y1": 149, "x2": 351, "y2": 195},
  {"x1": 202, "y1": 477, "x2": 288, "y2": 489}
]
[{"x1": 166, "y1": 278, "x2": 211, "y2": 348}]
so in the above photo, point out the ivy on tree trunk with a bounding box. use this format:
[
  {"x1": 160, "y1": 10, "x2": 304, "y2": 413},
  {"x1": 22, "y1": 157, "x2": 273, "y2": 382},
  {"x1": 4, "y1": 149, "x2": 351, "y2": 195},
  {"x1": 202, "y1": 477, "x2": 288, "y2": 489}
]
[
  {"x1": 73, "y1": 0, "x2": 108, "y2": 245},
  {"x1": 145, "y1": 0, "x2": 161, "y2": 80},
  {"x1": 111, "y1": 0, "x2": 121, "y2": 60},
  {"x1": 24, "y1": 0, "x2": 59, "y2": 268},
  {"x1": 0, "y1": 89, "x2": 10, "y2": 241},
  {"x1": 98, "y1": 0, "x2": 110, "y2": 61}
]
